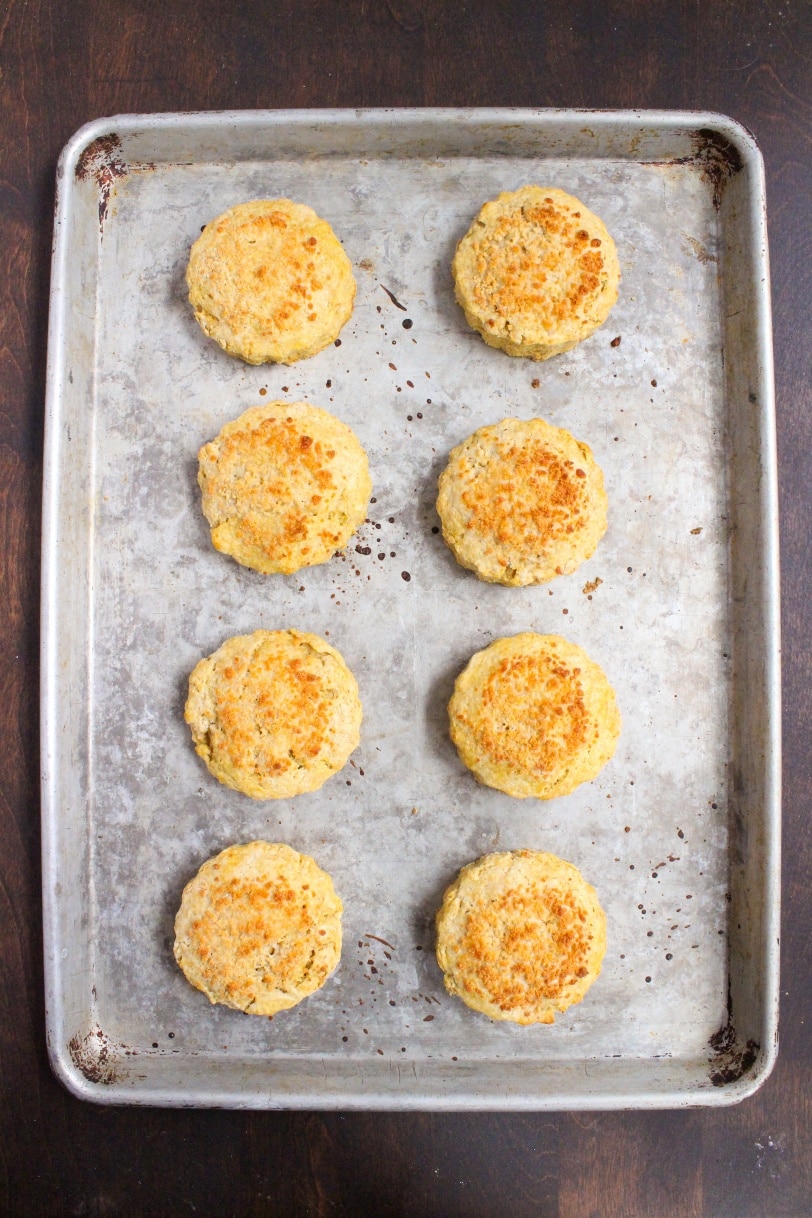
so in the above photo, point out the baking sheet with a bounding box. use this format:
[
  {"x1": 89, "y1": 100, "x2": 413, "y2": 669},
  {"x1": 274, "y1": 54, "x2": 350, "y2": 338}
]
[{"x1": 41, "y1": 109, "x2": 780, "y2": 1108}]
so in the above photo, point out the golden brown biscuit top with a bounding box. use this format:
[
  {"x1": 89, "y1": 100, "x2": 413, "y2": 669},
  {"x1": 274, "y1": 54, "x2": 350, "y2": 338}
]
[
  {"x1": 186, "y1": 199, "x2": 355, "y2": 364},
  {"x1": 453, "y1": 423, "x2": 597, "y2": 558},
  {"x1": 197, "y1": 401, "x2": 371, "y2": 574},
  {"x1": 185, "y1": 629, "x2": 362, "y2": 799},
  {"x1": 455, "y1": 641, "x2": 589, "y2": 778},
  {"x1": 196, "y1": 203, "x2": 334, "y2": 332},
  {"x1": 448, "y1": 633, "x2": 621, "y2": 800},
  {"x1": 456, "y1": 870, "x2": 595, "y2": 1012},
  {"x1": 174, "y1": 841, "x2": 342, "y2": 1015},
  {"x1": 436, "y1": 850, "x2": 606, "y2": 1024},
  {"x1": 453, "y1": 186, "x2": 619, "y2": 349}
]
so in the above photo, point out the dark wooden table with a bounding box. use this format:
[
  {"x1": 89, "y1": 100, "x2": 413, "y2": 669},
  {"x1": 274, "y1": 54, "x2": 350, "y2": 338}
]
[{"x1": 2, "y1": 2, "x2": 810, "y2": 1214}]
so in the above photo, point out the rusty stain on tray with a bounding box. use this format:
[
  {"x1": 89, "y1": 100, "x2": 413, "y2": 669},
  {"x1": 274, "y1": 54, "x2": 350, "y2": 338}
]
[
  {"x1": 75, "y1": 133, "x2": 128, "y2": 228},
  {"x1": 707, "y1": 980, "x2": 759, "y2": 1087},
  {"x1": 708, "y1": 1020, "x2": 759, "y2": 1087},
  {"x1": 691, "y1": 128, "x2": 745, "y2": 209},
  {"x1": 68, "y1": 1024, "x2": 127, "y2": 1085}
]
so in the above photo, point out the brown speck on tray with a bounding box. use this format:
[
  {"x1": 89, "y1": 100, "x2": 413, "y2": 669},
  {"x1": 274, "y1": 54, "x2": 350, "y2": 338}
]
[
  {"x1": 531, "y1": 378, "x2": 540, "y2": 388},
  {"x1": 381, "y1": 285, "x2": 407, "y2": 311},
  {"x1": 401, "y1": 571, "x2": 411, "y2": 581},
  {"x1": 402, "y1": 318, "x2": 413, "y2": 329},
  {"x1": 691, "y1": 527, "x2": 703, "y2": 534},
  {"x1": 651, "y1": 378, "x2": 658, "y2": 387},
  {"x1": 423, "y1": 1015, "x2": 434, "y2": 1022},
  {"x1": 610, "y1": 335, "x2": 622, "y2": 347},
  {"x1": 259, "y1": 387, "x2": 267, "y2": 396}
]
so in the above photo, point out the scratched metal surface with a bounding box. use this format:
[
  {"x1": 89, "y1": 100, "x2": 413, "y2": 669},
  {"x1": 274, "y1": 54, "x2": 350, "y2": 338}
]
[{"x1": 41, "y1": 110, "x2": 779, "y2": 1108}]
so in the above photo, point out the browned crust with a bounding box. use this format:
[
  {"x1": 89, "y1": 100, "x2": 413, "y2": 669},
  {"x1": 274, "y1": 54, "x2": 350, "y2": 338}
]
[
  {"x1": 452, "y1": 186, "x2": 620, "y2": 359},
  {"x1": 437, "y1": 417, "x2": 607, "y2": 585},
  {"x1": 448, "y1": 633, "x2": 621, "y2": 799},
  {"x1": 436, "y1": 850, "x2": 606, "y2": 1024},
  {"x1": 173, "y1": 841, "x2": 342, "y2": 1015}
]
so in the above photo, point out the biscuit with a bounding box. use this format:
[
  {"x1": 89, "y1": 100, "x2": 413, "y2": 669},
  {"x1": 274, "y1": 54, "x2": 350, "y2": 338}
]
[
  {"x1": 448, "y1": 633, "x2": 621, "y2": 799},
  {"x1": 452, "y1": 186, "x2": 620, "y2": 360},
  {"x1": 437, "y1": 416, "x2": 607, "y2": 586},
  {"x1": 174, "y1": 841, "x2": 343, "y2": 1016},
  {"x1": 197, "y1": 401, "x2": 372, "y2": 575},
  {"x1": 435, "y1": 849, "x2": 606, "y2": 1024},
  {"x1": 185, "y1": 629, "x2": 362, "y2": 799},
  {"x1": 186, "y1": 199, "x2": 356, "y2": 365}
]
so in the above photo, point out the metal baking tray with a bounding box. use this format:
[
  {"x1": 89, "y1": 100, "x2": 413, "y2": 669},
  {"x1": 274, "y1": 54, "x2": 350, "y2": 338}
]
[{"x1": 41, "y1": 108, "x2": 780, "y2": 1109}]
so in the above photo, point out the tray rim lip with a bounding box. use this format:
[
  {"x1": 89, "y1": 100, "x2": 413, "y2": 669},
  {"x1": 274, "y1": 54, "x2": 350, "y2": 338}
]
[
  {"x1": 54, "y1": 105, "x2": 767, "y2": 171},
  {"x1": 41, "y1": 105, "x2": 781, "y2": 1110}
]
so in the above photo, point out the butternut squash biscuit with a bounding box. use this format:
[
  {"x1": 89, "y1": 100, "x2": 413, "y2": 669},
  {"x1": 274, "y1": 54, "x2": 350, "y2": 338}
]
[
  {"x1": 435, "y1": 849, "x2": 606, "y2": 1024},
  {"x1": 197, "y1": 401, "x2": 372, "y2": 575},
  {"x1": 452, "y1": 186, "x2": 620, "y2": 360},
  {"x1": 448, "y1": 633, "x2": 621, "y2": 799},
  {"x1": 185, "y1": 629, "x2": 362, "y2": 799},
  {"x1": 186, "y1": 199, "x2": 356, "y2": 364},
  {"x1": 437, "y1": 416, "x2": 607, "y2": 586},
  {"x1": 173, "y1": 841, "x2": 343, "y2": 1016}
]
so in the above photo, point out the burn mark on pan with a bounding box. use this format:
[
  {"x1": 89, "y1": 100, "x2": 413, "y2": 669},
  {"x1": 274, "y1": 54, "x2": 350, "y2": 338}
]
[
  {"x1": 691, "y1": 128, "x2": 744, "y2": 210},
  {"x1": 650, "y1": 128, "x2": 743, "y2": 210},
  {"x1": 75, "y1": 133, "x2": 128, "y2": 229},
  {"x1": 68, "y1": 1023, "x2": 126, "y2": 1085},
  {"x1": 707, "y1": 983, "x2": 759, "y2": 1086},
  {"x1": 708, "y1": 1032, "x2": 759, "y2": 1086}
]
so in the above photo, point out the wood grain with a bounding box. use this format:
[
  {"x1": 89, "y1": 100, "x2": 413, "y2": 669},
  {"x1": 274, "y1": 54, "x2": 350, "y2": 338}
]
[{"x1": 0, "y1": 0, "x2": 810, "y2": 1214}]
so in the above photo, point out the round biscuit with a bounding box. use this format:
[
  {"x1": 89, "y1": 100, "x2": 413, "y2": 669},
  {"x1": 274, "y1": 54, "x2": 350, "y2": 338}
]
[
  {"x1": 452, "y1": 186, "x2": 620, "y2": 360},
  {"x1": 435, "y1": 849, "x2": 606, "y2": 1024},
  {"x1": 174, "y1": 841, "x2": 343, "y2": 1016},
  {"x1": 197, "y1": 401, "x2": 372, "y2": 575},
  {"x1": 437, "y1": 416, "x2": 607, "y2": 585},
  {"x1": 186, "y1": 199, "x2": 356, "y2": 365},
  {"x1": 185, "y1": 629, "x2": 362, "y2": 799},
  {"x1": 448, "y1": 633, "x2": 621, "y2": 799}
]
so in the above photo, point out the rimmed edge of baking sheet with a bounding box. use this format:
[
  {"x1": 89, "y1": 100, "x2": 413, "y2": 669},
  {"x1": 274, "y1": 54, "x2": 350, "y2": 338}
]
[{"x1": 41, "y1": 108, "x2": 780, "y2": 1109}]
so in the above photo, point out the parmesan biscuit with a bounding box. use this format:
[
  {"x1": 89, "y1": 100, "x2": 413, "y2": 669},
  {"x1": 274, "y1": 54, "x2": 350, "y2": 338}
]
[
  {"x1": 174, "y1": 841, "x2": 343, "y2": 1016},
  {"x1": 452, "y1": 186, "x2": 620, "y2": 360},
  {"x1": 198, "y1": 401, "x2": 372, "y2": 575},
  {"x1": 449, "y1": 633, "x2": 621, "y2": 799},
  {"x1": 185, "y1": 630, "x2": 362, "y2": 799},
  {"x1": 186, "y1": 199, "x2": 356, "y2": 365},
  {"x1": 435, "y1": 849, "x2": 606, "y2": 1024},
  {"x1": 437, "y1": 416, "x2": 607, "y2": 585}
]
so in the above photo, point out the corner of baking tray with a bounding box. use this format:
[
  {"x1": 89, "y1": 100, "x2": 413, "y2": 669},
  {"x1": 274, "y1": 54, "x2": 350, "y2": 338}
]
[
  {"x1": 56, "y1": 116, "x2": 124, "y2": 183},
  {"x1": 686, "y1": 110, "x2": 766, "y2": 179},
  {"x1": 46, "y1": 1020, "x2": 136, "y2": 1107}
]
